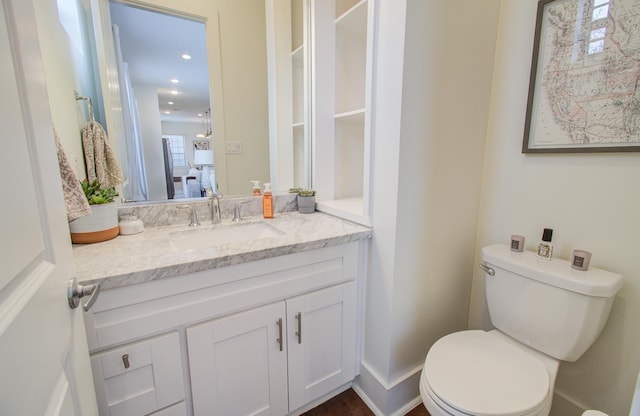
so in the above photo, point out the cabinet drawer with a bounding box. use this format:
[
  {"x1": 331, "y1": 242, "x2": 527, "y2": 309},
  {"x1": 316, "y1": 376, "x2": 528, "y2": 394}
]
[
  {"x1": 90, "y1": 332, "x2": 185, "y2": 416},
  {"x1": 85, "y1": 243, "x2": 359, "y2": 351}
]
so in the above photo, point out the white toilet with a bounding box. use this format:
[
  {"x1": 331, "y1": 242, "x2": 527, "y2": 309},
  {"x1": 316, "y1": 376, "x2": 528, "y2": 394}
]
[{"x1": 420, "y1": 243, "x2": 623, "y2": 416}]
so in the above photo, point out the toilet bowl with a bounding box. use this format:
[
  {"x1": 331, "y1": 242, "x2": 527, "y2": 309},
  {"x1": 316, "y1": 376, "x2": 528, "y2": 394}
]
[
  {"x1": 420, "y1": 244, "x2": 623, "y2": 416},
  {"x1": 420, "y1": 330, "x2": 557, "y2": 416}
]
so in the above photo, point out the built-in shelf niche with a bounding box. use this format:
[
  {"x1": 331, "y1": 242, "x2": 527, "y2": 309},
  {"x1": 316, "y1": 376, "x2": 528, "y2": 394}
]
[
  {"x1": 292, "y1": 45, "x2": 304, "y2": 126},
  {"x1": 335, "y1": 0, "x2": 366, "y2": 115},
  {"x1": 291, "y1": 0, "x2": 308, "y2": 188},
  {"x1": 313, "y1": 0, "x2": 371, "y2": 226}
]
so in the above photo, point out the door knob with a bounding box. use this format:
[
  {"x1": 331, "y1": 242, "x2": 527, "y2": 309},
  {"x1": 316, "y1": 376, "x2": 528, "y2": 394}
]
[{"x1": 67, "y1": 278, "x2": 101, "y2": 311}]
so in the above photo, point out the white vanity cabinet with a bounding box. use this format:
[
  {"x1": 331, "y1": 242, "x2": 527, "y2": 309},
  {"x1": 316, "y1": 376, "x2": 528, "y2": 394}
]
[
  {"x1": 188, "y1": 282, "x2": 356, "y2": 415},
  {"x1": 83, "y1": 242, "x2": 363, "y2": 416}
]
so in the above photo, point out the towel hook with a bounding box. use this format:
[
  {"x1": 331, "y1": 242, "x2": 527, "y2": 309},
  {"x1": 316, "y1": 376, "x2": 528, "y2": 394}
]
[{"x1": 74, "y1": 90, "x2": 95, "y2": 122}]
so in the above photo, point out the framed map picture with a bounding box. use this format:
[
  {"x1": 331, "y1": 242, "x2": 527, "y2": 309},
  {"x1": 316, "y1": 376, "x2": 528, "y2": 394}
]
[{"x1": 523, "y1": 0, "x2": 640, "y2": 153}]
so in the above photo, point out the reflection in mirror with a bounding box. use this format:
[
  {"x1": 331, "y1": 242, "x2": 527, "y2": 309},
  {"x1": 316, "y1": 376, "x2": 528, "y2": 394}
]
[
  {"x1": 94, "y1": 0, "x2": 310, "y2": 203},
  {"x1": 109, "y1": 3, "x2": 214, "y2": 201}
]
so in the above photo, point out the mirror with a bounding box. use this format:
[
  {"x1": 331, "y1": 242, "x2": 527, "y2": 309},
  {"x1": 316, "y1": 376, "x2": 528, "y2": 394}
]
[{"x1": 94, "y1": 0, "x2": 310, "y2": 202}]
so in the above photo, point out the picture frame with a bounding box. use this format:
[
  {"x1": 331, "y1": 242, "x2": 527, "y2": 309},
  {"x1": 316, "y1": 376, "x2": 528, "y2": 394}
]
[
  {"x1": 522, "y1": 0, "x2": 640, "y2": 153},
  {"x1": 193, "y1": 140, "x2": 210, "y2": 150}
]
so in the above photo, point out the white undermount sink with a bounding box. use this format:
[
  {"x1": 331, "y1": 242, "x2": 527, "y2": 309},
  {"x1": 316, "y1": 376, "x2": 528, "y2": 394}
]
[{"x1": 169, "y1": 221, "x2": 285, "y2": 251}]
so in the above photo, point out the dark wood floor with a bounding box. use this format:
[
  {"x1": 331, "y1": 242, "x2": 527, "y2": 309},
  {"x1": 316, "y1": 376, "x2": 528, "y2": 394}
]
[{"x1": 301, "y1": 388, "x2": 430, "y2": 416}]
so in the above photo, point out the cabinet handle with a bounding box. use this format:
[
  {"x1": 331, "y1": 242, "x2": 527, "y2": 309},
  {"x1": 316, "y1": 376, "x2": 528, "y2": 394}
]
[
  {"x1": 295, "y1": 312, "x2": 302, "y2": 344},
  {"x1": 276, "y1": 318, "x2": 283, "y2": 352},
  {"x1": 122, "y1": 354, "x2": 130, "y2": 369}
]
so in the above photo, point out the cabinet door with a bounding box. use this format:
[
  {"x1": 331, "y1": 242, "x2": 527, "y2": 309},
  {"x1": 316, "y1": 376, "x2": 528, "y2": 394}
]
[
  {"x1": 90, "y1": 332, "x2": 185, "y2": 416},
  {"x1": 287, "y1": 282, "x2": 357, "y2": 411},
  {"x1": 187, "y1": 302, "x2": 288, "y2": 416}
]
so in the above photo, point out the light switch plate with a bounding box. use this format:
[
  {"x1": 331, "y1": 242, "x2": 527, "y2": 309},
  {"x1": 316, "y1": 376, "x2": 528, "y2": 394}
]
[{"x1": 225, "y1": 141, "x2": 242, "y2": 154}]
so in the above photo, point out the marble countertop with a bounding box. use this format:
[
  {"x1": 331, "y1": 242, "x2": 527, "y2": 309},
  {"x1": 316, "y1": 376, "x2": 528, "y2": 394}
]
[{"x1": 73, "y1": 211, "x2": 372, "y2": 290}]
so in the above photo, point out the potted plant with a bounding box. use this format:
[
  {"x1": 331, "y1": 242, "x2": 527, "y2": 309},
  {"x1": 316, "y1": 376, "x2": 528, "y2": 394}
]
[
  {"x1": 69, "y1": 179, "x2": 120, "y2": 243},
  {"x1": 289, "y1": 188, "x2": 316, "y2": 214}
]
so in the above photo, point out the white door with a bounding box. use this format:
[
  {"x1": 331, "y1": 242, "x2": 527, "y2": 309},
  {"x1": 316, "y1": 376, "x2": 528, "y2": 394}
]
[
  {"x1": 0, "y1": 0, "x2": 98, "y2": 415},
  {"x1": 287, "y1": 282, "x2": 357, "y2": 411}
]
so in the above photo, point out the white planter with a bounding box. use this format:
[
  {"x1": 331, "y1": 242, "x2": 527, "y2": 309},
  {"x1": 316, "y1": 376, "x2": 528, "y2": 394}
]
[
  {"x1": 297, "y1": 195, "x2": 316, "y2": 214},
  {"x1": 69, "y1": 203, "x2": 119, "y2": 244}
]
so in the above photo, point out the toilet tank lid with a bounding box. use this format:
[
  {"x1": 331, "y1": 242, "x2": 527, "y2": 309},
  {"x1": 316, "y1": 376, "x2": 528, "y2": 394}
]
[{"x1": 481, "y1": 244, "x2": 623, "y2": 297}]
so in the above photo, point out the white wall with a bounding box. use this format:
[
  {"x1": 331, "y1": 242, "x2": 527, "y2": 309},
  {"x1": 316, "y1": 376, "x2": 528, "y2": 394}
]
[
  {"x1": 469, "y1": 2, "x2": 640, "y2": 415},
  {"x1": 134, "y1": 84, "x2": 166, "y2": 201},
  {"x1": 33, "y1": 0, "x2": 95, "y2": 181},
  {"x1": 357, "y1": 1, "x2": 500, "y2": 413}
]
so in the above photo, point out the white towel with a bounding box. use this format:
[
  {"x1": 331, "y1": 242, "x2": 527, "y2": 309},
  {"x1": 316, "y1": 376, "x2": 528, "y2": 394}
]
[
  {"x1": 82, "y1": 120, "x2": 123, "y2": 189},
  {"x1": 55, "y1": 129, "x2": 92, "y2": 222}
]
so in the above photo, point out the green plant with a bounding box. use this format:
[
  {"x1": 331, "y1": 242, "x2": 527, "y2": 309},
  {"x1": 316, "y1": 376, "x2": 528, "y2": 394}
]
[
  {"x1": 288, "y1": 187, "x2": 316, "y2": 197},
  {"x1": 81, "y1": 179, "x2": 118, "y2": 205}
]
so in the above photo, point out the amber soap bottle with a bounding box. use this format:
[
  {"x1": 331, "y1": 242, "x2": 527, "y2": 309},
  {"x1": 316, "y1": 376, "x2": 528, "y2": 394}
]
[{"x1": 262, "y1": 182, "x2": 273, "y2": 219}]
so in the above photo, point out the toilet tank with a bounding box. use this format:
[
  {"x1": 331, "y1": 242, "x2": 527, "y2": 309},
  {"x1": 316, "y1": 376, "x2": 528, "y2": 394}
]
[{"x1": 481, "y1": 244, "x2": 623, "y2": 362}]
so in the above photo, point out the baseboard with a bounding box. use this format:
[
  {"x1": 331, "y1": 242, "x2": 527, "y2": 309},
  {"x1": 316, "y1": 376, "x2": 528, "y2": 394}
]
[
  {"x1": 550, "y1": 390, "x2": 587, "y2": 416},
  {"x1": 353, "y1": 361, "x2": 423, "y2": 416}
]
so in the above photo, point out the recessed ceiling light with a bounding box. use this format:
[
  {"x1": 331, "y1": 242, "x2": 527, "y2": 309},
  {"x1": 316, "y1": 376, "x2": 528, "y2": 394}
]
[
  {"x1": 170, "y1": 79, "x2": 179, "y2": 84},
  {"x1": 168, "y1": 101, "x2": 174, "y2": 105},
  {"x1": 181, "y1": 54, "x2": 192, "y2": 60},
  {"x1": 164, "y1": 111, "x2": 171, "y2": 114},
  {"x1": 198, "y1": 113, "x2": 203, "y2": 117},
  {"x1": 171, "y1": 90, "x2": 178, "y2": 95}
]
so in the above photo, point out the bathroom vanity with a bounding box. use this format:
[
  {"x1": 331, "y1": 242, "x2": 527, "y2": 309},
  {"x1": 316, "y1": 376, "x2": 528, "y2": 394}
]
[{"x1": 72, "y1": 211, "x2": 371, "y2": 416}]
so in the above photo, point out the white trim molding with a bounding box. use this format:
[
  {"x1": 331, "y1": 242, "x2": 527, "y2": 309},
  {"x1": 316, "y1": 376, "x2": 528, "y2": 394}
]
[{"x1": 353, "y1": 361, "x2": 424, "y2": 416}]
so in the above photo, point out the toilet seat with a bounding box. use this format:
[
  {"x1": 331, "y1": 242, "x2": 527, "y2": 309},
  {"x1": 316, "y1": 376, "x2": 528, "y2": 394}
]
[{"x1": 424, "y1": 330, "x2": 550, "y2": 416}]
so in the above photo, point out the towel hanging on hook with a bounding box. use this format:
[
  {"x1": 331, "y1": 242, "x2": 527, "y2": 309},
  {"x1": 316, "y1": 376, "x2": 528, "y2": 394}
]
[{"x1": 75, "y1": 90, "x2": 123, "y2": 188}]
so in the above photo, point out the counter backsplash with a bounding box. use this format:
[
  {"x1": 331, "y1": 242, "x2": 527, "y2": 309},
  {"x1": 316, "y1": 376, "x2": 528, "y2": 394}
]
[{"x1": 118, "y1": 193, "x2": 298, "y2": 228}]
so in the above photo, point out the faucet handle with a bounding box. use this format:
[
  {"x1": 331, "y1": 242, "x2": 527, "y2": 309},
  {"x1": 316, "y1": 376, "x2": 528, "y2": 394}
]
[
  {"x1": 232, "y1": 204, "x2": 242, "y2": 222},
  {"x1": 177, "y1": 204, "x2": 200, "y2": 227}
]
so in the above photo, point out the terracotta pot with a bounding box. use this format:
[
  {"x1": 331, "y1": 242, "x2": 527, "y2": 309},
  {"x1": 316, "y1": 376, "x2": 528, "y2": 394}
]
[
  {"x1": 297, "y1": 195, "x2": 316, "y2": 214},
  {"x1": 69, "y1": 203, "x2": 119, "y2": 244}
]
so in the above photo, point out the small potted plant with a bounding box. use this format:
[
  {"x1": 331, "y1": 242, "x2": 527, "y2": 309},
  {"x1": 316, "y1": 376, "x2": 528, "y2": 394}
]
[
  {"x1": 289, "y1": 188, "x2": 316, "y2": 214},
  {"x1": 69, "y1": 179, "x2": 120, "y2": 243}
]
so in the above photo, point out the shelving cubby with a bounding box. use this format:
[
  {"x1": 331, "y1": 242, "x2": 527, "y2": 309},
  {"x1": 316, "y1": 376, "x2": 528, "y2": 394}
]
[{"x1": 313, "y1": 0, "x2": 372, "y2": 226}]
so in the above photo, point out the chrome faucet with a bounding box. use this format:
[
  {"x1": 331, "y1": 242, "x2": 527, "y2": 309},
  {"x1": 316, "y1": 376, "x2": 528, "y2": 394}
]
[
  {"x1": 177, "y1": 205, "x2": 200, "y2": 227},
  {"x1": 207, "y1": 189, "x2": 223, "y2": 224}
]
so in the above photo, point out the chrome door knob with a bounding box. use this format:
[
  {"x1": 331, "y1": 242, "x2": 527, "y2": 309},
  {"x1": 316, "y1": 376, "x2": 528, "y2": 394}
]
[{"x1": 67, "y1": 278, "x2": 101, "y2": 311}]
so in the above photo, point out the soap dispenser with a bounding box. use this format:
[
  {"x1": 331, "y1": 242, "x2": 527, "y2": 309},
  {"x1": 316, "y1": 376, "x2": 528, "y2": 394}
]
[
  {"x1": 251, "y1": 180, "x2": 261, "y2": 196},
  {"x1": 262, "y1": 183, "x2": 273, "y2": 218}
]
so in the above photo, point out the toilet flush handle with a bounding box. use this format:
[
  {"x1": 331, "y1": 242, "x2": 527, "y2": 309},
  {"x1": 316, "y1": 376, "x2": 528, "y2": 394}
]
[{"x1": 479, "y1": 263, "x2": 495, "y2": 277}]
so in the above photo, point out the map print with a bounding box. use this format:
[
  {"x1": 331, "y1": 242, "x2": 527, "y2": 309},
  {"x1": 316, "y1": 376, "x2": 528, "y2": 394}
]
[{"x1": 530, "y1": 0, "x2": 640, "y2": 147}]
